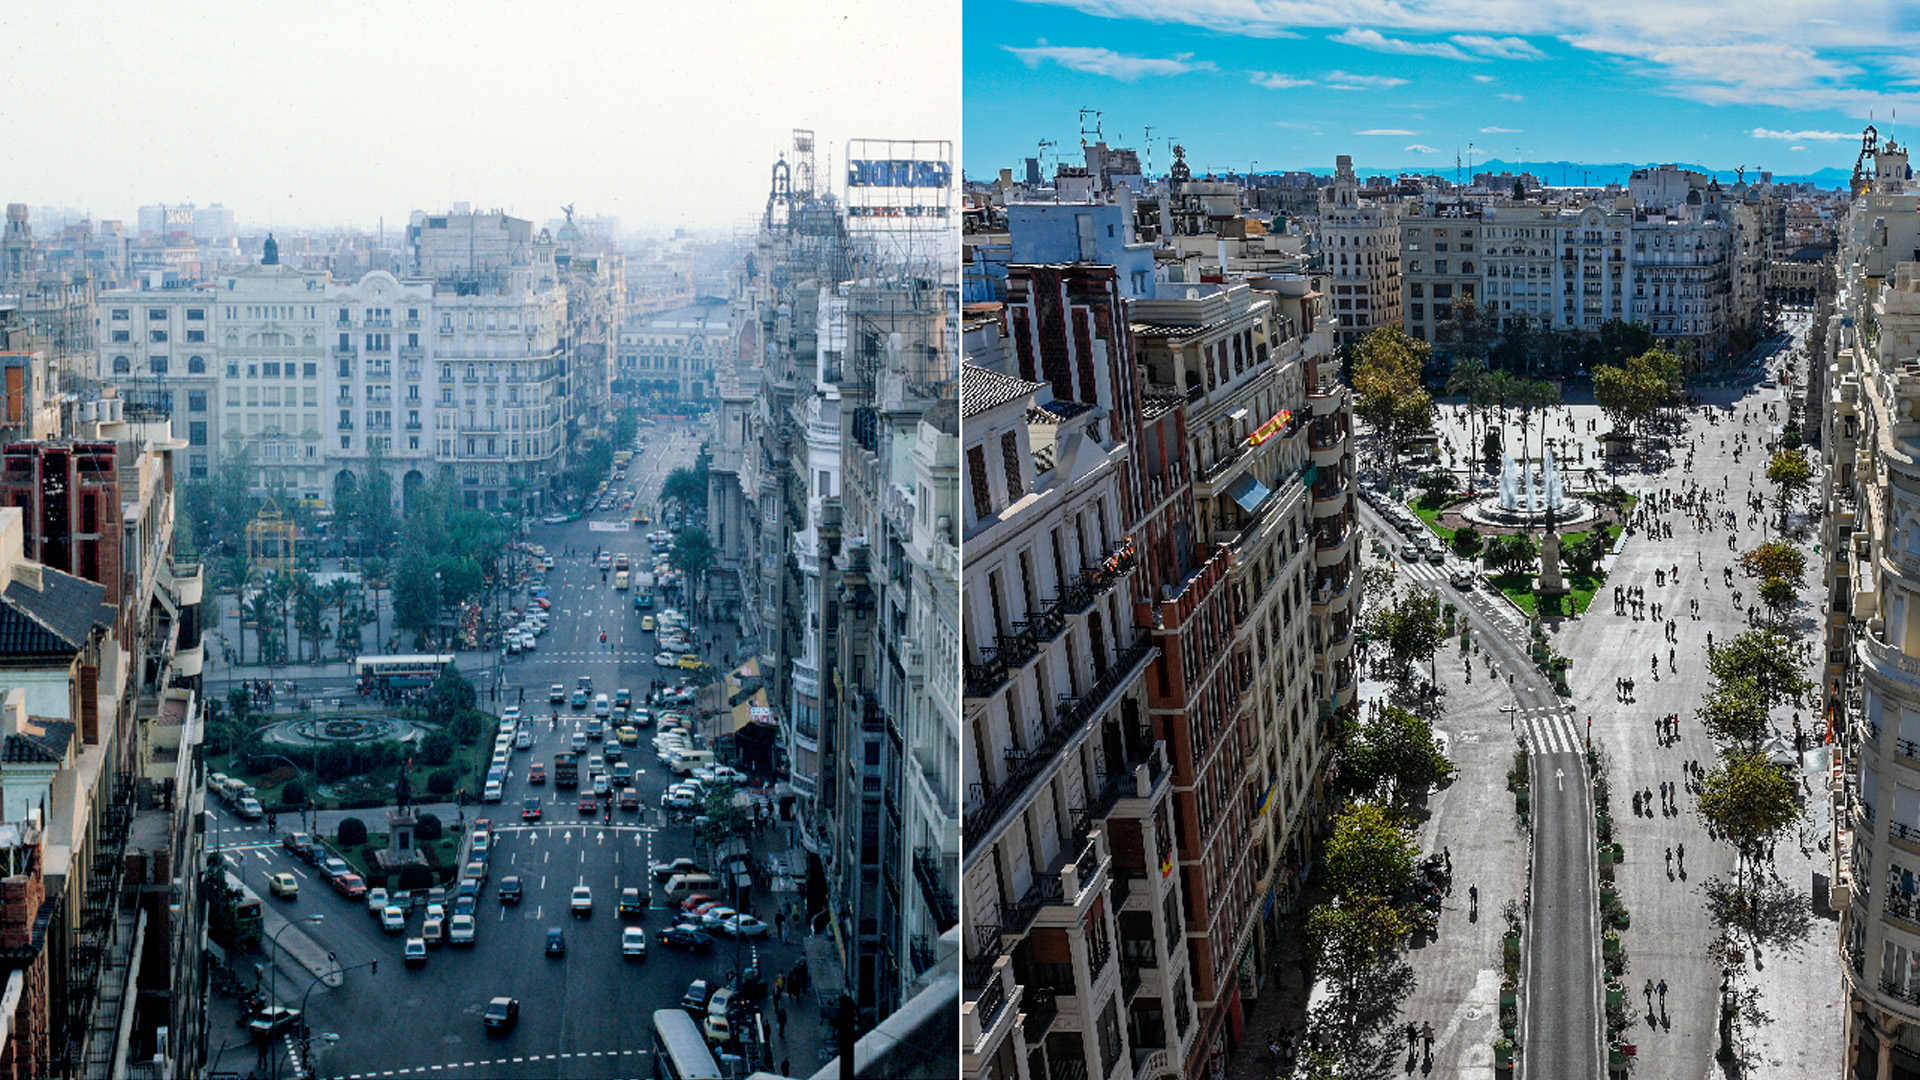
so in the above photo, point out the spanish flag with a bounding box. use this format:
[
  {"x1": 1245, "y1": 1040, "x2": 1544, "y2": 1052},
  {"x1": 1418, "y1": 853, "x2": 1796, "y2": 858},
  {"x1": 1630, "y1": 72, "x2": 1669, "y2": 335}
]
[{"x1": 1824, "y1": 694, "x2": 1837, "y2": 746}]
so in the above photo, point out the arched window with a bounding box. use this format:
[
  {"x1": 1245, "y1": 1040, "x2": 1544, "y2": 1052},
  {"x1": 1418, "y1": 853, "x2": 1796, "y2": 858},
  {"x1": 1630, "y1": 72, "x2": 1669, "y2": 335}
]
[
  {"x1": 112, "y1": 355, "x2": 131, "y2": 374},
  {"x1": 1462, "y1": 261, "x2": 1475, "y2": 275},
  {"x1": 188, "y1": 355, "x2": 206, "y2": 374}
]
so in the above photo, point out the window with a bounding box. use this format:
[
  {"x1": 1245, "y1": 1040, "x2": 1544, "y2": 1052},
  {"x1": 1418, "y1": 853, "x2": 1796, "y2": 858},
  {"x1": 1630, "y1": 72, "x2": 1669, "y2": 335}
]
[
  {"x1": 188, "y1": 391, "x2": 207, "y2": 412},
  {"x1": 112, "y1": 356, "x2": 131, "y2": 374},
  {"x1": 186, "y1": 329, "x2": 205, "y2": 342},
  {"x1": 226, "y1": 361, "x2": 240, "y2": 378},
  {"x1": 148, "y1": 308, "x2": 166, "y2": 320},
  {"x1": 263, "y1": 362, "x2": 281, "y2": 377},
  {"x1": 303, "y1": 362, "x2": 316, "y2": 377},
  {"x1": 186, "y1": 308, "x2": 204, "y2": 321},
  {"x1": 188, "y1": 421, "x2": 207, "y2": 445},
  {"x1": 149, "y1": 329, "x2": 168, "y2": 343},
  {"x1": 111, "y1": 309, "x2": 129, "y2": 320},
  {"x1": 340, "y1": 435, "x2": 350, "y2": 449},
  {"x1": 188, "y1": 355, "x2": 206, "y2": 373},
  {"x1": 967, "y1": 444, "x2": 992, "y2": 519},
  {"x1": 1001, "y1": 431, "x2": 1024, "y2": 499},
  {"x1": 111, "y1": 329, "x2": 130, "y2": 343},
  {"x1": 150, "y1": 356, "x2": 168, "y2": 374}
]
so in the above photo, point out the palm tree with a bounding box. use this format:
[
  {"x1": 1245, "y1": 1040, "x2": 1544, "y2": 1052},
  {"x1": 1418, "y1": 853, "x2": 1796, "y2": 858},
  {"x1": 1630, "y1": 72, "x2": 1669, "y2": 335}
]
[
  {"x1": 361, "y1": 556, "x2": 389, "y2": 653},
  {"x1": 241, "y1": 585, "x2": 275, "y2": 665},
  {"x1": 268, "y1": 571, "x2": 300, "y2": 665},
  {"x1": 1444, "y1": 356, "x2": 1490, "y2": 484}
]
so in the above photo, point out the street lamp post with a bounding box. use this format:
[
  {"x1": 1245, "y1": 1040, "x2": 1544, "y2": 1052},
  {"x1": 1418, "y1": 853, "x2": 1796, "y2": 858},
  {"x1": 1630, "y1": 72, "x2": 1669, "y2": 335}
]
[{"x1": 267, "y1": 913, "x2": 324, "y2": 1028}]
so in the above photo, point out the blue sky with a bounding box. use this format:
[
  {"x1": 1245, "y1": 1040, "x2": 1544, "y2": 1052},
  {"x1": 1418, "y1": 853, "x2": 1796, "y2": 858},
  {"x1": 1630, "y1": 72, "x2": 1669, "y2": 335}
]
[{"x1": 965, "y1": 0, "x2": 1920, "y2": 182}]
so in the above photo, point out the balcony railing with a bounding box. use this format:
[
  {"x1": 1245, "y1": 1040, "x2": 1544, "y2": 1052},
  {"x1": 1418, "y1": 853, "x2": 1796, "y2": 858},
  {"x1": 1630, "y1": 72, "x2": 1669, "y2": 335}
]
[
  {"x1": 1087, "y1": 933, "x2": 1113, "y2": 978},
  {"x1": 1198, "y1": 443, "x2": 1249, "y2": 483},
  {"x1": 1022, "y1": 986, "x2": 1059, "y2": 1041},
  {"x1": 1888, "y1": 886, "x2": 1920, "y2": 924},
  {"x1": 1121, "y1": 961, "x2": 1144, "y2": 1001},
  {"x1": 914, "y1": 846, "x2": 958, "y2": 931},
  {"x1": 1074, "y1": 838, "x2": 1102, "y2": 891},
  {"x1": 974, "y1": 973, "x2": 1009, "y2": 1031},
  {"x1": 1002, "y1": 876, "x2": 1065, "y2": 939},
  {"x1": 966, "y1": 924, "x2": 1005, "y2": 988},
  {"x1": 964, "y1": 637, "x2": 1156, "y2": 848}
]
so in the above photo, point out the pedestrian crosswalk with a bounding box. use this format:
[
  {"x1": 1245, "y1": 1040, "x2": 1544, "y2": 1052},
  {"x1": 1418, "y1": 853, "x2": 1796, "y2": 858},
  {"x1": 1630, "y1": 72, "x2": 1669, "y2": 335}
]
[{"x1": 1511, "y1": 706, "x2": 1585, "y2": 757}]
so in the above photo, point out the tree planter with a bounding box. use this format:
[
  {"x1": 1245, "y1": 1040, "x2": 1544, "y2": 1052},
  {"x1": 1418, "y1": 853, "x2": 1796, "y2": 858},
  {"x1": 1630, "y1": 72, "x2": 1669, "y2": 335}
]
[
  {"x1": 1599, "y1": 844, "x2": 1615, "y2": 870},
  {"x1": 1504, "y1": 928, "x2": 1522, "y2": 962},
  {"x1": 1516, "y1": 787, "x2": 1530, "y2": 812},
  {"x1": 1612, "y1": 842, "x2": 1624, "y2": 863},
  {"x1": 1605, "y1": 980, "x2": 1624, "y2": 1010},
  {"x1": 1494, "y1": 1039, "x2": 1515, "y2": 1068},
  {"x1": 1602, "y1": 929, "x2": 1621, "y2": 958},
  {"x1": 1501, "y1": 981, "x2": 1518, "y2": 1009},
  {"x1": 1614, "y1": 908, "x2": 1631, "y2": 929}
]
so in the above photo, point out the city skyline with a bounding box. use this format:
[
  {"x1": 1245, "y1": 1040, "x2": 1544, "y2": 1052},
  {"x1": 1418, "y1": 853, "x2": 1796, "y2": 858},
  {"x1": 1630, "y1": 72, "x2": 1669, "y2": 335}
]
[
  {"x1": 7, "y1": 0, "x2": 957, "y2": 232},
  {"x1": 964, "y1": 0, "x2": 1915, "y2": 182}
]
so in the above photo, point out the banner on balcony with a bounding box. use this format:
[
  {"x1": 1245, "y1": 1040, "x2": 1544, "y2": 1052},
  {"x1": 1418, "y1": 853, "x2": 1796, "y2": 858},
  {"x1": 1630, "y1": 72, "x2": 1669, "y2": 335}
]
[
  {"x1": 1228, "y1": 474, "x2": 1272, "y2": 513},
  {"x1": 1248, "y1": 409, "x2": 1291, "y2": 446}
]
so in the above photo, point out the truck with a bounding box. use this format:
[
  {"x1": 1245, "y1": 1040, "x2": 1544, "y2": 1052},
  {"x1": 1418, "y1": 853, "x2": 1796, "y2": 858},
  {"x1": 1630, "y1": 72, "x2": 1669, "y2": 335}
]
[
  {"x1": 554, "y1": 752, "x2": 579, "y2": 789},
  {"x1": 633, "y1": 571, "x2": 655, "y2": 609}
]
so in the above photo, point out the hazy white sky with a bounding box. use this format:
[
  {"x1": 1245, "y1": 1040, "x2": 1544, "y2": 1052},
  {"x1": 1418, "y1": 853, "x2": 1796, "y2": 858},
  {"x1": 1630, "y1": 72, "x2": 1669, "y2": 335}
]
[{"x1": 4, "y1": 0, "x2": 957, "y2": 233}]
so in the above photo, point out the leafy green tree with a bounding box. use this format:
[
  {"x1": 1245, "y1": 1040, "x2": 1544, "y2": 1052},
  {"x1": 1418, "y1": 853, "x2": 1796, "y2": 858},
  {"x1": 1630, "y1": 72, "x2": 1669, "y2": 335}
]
[
  {"x1": 1351, "y1": 327, "x2": 1436, "y2": 480},
  {"x1": 338, "y1": 817, "x2": 368, "y2": 846},
  {"x1": 1480, "y1": 428, "x2": 1502, "y2": 470},
  {"x1": 1739, "y1": 540, "x2": 1807, "y2": 589},
  {"x1": 1559, "y1": 531, "x2": 1611, "y2": 576},
  {"x1": 1307, "y1": 895, "x2": 1411, "y2": 1011},
  {"x1": 1758, "y1": 577, "x2": 1799, "y2": 621},
  {"x1": 1342, "y1": 706, "x2": 1456, "y2": 806},
  {"x1": 1416, "y1": 469, "x2": 1455, "y2": 505},
  {"x1": 1697, "y1": 750, "x2": 1804, "y2": 887},
  {"x1": 417, "y1": 729, "x2": 456, "y2": 766},
  {"x1": 1450, "y1": 524, "x2": 1483, "y2": 559},
  {"x1": 1765, "y1": 449, "x2": 1815, "y2": 531},
  {"x1": 1708, "y1": 628, "x2": 1812, "y2": 714},
  {"x1": 1696, "y1": 676, "x2": 1771, "y2": 750},
  {"x1": 1362, "y1": 589, "x2": 1444, "y2": 686},
  {"x1": 671, "y1": 529, "x2": 715, "y2": 590},
  {"x1": 293, "y1": 575, "x2": 326, "y2": 661},
  {"x1": 424, "y1": 668, "x2": 478, "y2": 725},
  {"x1": 661, "y1": 464, "x2": 708, "y2": 509},
  {"x1": 1443, "y1": 354, "x2": 1490, "y2": 466},
  {"x1": 1321, "y1": 801, "x2": 1417, "y2": 903},
  {"x1": 1484, "y1": 533, "x2": 1539, "y2": 575},
  {"x1": 241, "y1": 587, "x2": 275, "y2": 665},
  {"x1": 392, "y1": 553, "x2": 439, "y2": 642}
]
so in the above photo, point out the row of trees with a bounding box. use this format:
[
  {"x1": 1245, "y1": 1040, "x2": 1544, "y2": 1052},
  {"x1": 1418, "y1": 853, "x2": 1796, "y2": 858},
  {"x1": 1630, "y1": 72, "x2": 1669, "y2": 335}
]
[
  {"x1": 1692, "y1": 628, "x2": 1813, "y2": 903},
  {"x1": 1441, "y1": 355, "x2": 1562, "y2": 472},
  {"x1": 1591, "y1": 348, "x2": 1684, "y2": 447}
]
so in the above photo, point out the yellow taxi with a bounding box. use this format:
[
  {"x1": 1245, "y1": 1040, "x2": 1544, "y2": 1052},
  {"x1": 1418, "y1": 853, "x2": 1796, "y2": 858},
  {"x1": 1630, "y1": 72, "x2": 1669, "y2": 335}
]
[{"x1": 640, "y1": 615, "x2": 656, "y2": 632}]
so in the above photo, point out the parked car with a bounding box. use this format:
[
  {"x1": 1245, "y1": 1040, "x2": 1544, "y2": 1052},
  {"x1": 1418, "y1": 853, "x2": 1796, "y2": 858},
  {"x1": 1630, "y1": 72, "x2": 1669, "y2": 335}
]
[
  {"x1": 332, "y1": 873, "x2": 367, "y2": 900},
  {"x1": 658, "y1": 924, "x2": 715, "y2": 954},
  {"x1": 449, "y1": 914, "x2": 476, "y2": 946}
]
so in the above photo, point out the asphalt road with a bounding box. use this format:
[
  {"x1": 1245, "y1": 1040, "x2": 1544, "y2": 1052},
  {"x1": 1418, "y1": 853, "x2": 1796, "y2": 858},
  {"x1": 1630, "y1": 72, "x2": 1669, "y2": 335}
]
[
  {"x1": 209, "y1": 418, "x2": 808, "y2": 1079},
  {"x1": 1356, "y1": 499, "x2": 1601, "y2": 1078}
]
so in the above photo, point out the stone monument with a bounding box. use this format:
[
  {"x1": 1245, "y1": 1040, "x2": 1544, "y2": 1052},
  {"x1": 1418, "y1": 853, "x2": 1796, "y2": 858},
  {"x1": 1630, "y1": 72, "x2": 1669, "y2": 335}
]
[
  {"x1": 372, "y1": 768, "x2": 425, "y2": 873},
  {"x1": 1537, "y1": 504, "x2": 1569, "y2": 599}
]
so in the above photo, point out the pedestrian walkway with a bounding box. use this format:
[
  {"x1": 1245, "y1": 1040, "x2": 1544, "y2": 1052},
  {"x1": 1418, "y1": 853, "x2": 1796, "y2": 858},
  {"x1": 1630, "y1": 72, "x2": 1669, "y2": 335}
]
[{"x1": 1511, "y1": 704, "x2": 1585, "y2": 757}]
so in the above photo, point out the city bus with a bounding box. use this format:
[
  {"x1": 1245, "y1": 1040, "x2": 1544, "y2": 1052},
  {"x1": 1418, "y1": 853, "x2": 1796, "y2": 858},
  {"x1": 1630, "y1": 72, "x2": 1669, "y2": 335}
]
[
  {"x1": 650, "y1": 1009, "x2": 721, "y2": 1080},
  {"x1": 354, "y1": 654, "x2": 455, "y2": 692}
]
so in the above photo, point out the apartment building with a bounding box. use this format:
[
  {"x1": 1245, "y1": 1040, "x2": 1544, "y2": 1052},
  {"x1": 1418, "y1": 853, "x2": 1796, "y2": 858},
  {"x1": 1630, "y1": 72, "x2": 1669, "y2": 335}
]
[
  {"x1": 1318, "y1": 156, "x2": 1402, "y2": 349},
  {"x1": 1818, "y1": 136, "x2": 1920, "y2": 1077},
  {"x1": 618, "y1": 297, "x2": 726, "y2": 403},
  {"x1": 961, "y1": 266, "x2": 1191, "y2": 1080}
]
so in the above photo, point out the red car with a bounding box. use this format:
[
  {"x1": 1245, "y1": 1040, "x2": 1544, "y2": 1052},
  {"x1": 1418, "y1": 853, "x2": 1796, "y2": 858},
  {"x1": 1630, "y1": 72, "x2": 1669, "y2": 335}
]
[
  {"x1": 474, "y1": 818, "x2": 492, "y2": 834},
  {"x1": 534, "y1": 597, "x2": 552, "y2": 610},
  {"x1": 679, "y1": 894, "x2": 714, "y2": 913},
  {"x1": 332, "y1": 873, "x2": 367, "y2": 900},
  {"x1": 528, "y1": 762, "x2": 547, "y2": 785},
  {"x1": 578, "y1": 795, "x2": 598, "y2": 816}
]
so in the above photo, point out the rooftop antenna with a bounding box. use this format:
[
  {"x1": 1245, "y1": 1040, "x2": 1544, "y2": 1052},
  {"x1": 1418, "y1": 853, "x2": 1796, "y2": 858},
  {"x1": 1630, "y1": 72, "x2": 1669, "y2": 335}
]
[
  {"x1": 1143, "y1": 125, "x2": 1154, "y2": 177},
  {"x1": 1079, "y1": 107, "x2": 1103, "y2": 147}
]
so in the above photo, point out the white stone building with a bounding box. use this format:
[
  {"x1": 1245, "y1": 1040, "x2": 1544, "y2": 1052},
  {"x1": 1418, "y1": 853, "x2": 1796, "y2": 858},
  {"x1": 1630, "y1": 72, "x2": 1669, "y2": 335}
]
[{"x1": 1318, "y1": 155, "x2": 1403, "y2": 349}]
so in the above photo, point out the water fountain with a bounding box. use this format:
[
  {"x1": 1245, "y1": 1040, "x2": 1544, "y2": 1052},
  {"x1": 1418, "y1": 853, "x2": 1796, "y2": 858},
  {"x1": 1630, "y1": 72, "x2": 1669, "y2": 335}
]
[{"x1": 1464, "y1": 441, "x2": 1596, "y2": 529}]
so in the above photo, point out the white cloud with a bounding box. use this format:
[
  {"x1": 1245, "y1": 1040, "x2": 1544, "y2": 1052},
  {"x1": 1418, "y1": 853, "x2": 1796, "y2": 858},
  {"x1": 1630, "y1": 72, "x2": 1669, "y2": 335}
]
[
  {"x1": 1016, "y1": 0, "x2": 1920, "y2": 116},
  {"x1": 1000, "y1": 43, "x2": 1216, "y2": 80},
  {"x1": 1481, "y1": 126, "x2": 1523, "y2": 133},
  {"x1": 1749, "y1": 127, "x2": 1854, "y2": 140},
  {"x1": 1359, "y1": 128, "x2": 1417, "y2": 136},
  {"x1": 1405, "y1": 144, "x2": 1440, "y2": 154},
  {"x1": 1498, "y1": 93, "x2": 1525, "y2": 101},
  {"x1": 1472, "y1": 74, "x2": 1497, "y2": 83},
  {"x1": 1250, "y1": 71, "x2": 1314, "y2": 89},
  {"x1": 1451, "y1": 35, "x2": 1548, "y2": 60},
  {"x1": 1329, "y1": 28, "x2": 1477, "y2": 61},
  {"x1": 1791, "y1": 145, "x2": 1807, "y2": 151},
  {"x1": 1323, "y1": 69, "x2": 1409, "y2": 90}
]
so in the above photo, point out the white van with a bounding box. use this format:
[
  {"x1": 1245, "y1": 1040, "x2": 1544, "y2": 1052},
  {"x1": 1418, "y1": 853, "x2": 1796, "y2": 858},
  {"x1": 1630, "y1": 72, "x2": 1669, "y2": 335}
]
[
  {"x1": 593, "y1": 694, "x2": 611, "y2": 719},
  {"x1": 663, "y1": 873, "x2": 722, "y2": 900},
  {"x1": 670, "y1": 750, "x2": 716, "y2": 776}
]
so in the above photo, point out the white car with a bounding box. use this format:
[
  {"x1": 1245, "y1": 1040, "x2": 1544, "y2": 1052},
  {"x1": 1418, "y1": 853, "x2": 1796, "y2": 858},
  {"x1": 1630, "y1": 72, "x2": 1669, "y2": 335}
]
[
  {"x1": 654, "y1": 652, "x2": 681, "y2": 668},
  {"x1": 571, "y1": 885, "x2": 593, "y2": 918},
  {"x1": 720, "y1": 913, "x2": 771, "y2": 938},
  {"x1": 693, "y1": 765, "x2": 747, "y2": 786},
  {"x1": 501, "y1": 706, "x2": 521, "y2": 725},
  {"x1": 622, "y1": 925, "x2": 649, "y2": 958},
  {"x1": 515, "y1": 728, "x2": 533, "y2": 750},
  {"x1": 381, "y1": 905, "x2": 407, "y2": 933}
]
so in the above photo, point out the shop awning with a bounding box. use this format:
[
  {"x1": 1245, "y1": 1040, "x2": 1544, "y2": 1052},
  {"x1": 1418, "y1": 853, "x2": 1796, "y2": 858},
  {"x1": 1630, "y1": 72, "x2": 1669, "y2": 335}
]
[{"x1": 1229, "y1": 474, "x2": 1272, "y2": 513}]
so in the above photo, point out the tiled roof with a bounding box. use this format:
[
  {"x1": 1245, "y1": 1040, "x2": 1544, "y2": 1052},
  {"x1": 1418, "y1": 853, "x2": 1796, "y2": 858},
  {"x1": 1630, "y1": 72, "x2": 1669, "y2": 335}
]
[
  {"x1": 962, "y1": 363, "x2": 1045, "y2": 420},
  {"x1": 1028, "y1": 399, "x2": 1095, "y2": 423},
  {"x1": 2, "y1": 719, "x2": 71, "y2": 764},
  {"x1": 2, "y1": 568, "x2": 110, "y2": 653}
]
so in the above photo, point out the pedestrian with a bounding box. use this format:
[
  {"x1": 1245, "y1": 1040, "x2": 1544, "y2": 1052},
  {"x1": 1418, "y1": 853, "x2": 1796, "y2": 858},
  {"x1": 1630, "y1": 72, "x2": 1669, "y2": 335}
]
[
  {"x1": 1421, "y1": 1021, "x2": 1435, "y2": 1053},
  {"x1": 1406, "y1": 1022, "x2": 1418, "y2": 1051},
  {"x1": 1657, "y1": 978, "x2": 1667, "y2": 1003}
]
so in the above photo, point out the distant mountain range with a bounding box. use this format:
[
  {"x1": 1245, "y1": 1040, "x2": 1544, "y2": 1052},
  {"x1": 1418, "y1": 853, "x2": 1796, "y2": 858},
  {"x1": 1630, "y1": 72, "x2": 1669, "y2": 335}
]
[{"x1": 1262, "y1": 157, "x2": 1855, "y2": 190}]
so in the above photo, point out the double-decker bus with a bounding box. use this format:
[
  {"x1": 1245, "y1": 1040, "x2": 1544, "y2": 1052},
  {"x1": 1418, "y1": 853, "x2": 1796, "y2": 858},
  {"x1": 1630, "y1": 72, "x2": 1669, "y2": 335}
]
[
  {"x1": 354, "y1": 654, "x2": 455, "y2": 692},
  {"x1": 650, "y1": 1009, "x2": 721, "y2": 1080}
]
